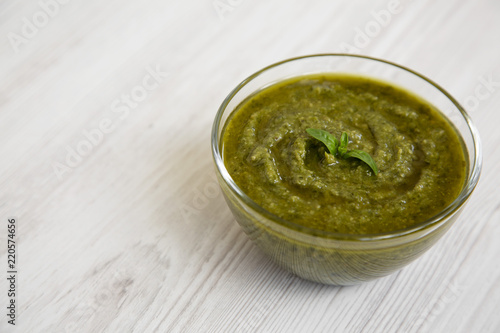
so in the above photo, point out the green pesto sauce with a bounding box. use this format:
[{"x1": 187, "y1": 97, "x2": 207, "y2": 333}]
[{"x1": 222, "y1": 74, "x2": 467, "y2": 235}]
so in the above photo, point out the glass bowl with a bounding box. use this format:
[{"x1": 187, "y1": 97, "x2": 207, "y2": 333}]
[{"x1": 211, "y1": 54, "x2": 482, "y2": 285}]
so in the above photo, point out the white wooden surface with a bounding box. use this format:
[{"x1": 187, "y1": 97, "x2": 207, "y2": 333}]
[{"x1": 1, "y1": 0, "x2": 499, "y2": 332}]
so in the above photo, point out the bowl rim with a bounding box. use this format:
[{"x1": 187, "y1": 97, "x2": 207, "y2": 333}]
[{"x1": 211, "y1": 53, "x2": 483, "y2": 241}]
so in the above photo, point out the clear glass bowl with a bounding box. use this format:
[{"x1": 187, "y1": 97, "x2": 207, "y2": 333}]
[{"x1": 211, "y1": 54, "x2": 482, "y2": 285}]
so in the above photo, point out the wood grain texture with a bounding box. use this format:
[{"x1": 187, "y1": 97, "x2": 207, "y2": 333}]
[{"x1": 1, "y1": 0, "x2": 499, "y2": 332}]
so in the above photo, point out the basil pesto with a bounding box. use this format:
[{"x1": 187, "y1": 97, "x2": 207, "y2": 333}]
[{"x1": 222, "y1": 74, "x2": 467, "y2": 235}]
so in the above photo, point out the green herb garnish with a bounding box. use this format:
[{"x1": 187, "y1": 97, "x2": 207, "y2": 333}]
[
  {"x1": 342, "y1": 150, "x2": 379, "y2": 175},
  {"x1": 305, "y1": 128, "x2": 339, "y2": 155},
  {"x1": 338, "y1": 132, "x2": 348, "y2": 156},
  {"x1": 306, "y1": 128, "x2": 379, "y2": 175}
]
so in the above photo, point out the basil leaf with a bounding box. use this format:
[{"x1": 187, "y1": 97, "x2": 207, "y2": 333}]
[
  {"x1": 307, "y1": 128, "x2": 379, "y2": 176},
  {"x1": 338, "y1": 132, "x2": 348, "y2": 157},
  {"x1": 343, "y1": 149, "x2": 379, "y2": 175},
  {"x1": 306, "y1": 128, "x2": 339, "y2": 155}
]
